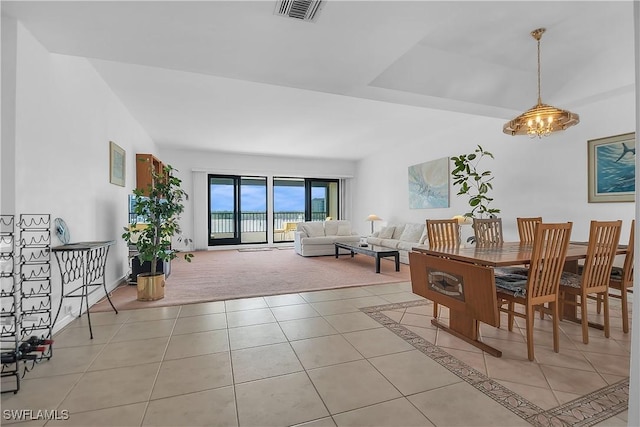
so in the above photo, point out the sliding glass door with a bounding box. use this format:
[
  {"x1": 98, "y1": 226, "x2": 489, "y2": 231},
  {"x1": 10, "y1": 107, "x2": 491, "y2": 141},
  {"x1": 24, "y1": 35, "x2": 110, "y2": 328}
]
[
  {"x1": 273, "y1": 178, "x2": 305, "y2": 243},
  {"x1": 308, "y1": 180, "x2": 339, "y2": 221},
  {"x1": 273, "y1": 178, "x2": 340, "y2": 242},
  {"x1": 208, "y1": 175, "x2": 267, "y2": 246},
  {"x1": 209, "y1": 175, "x2": 339, "y2": 245}
]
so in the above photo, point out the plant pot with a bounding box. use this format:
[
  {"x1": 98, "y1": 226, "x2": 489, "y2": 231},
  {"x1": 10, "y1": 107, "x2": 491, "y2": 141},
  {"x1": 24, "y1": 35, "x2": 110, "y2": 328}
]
[
  {"x1": 137, "y1": 272, "x2": 165, "y2": 301},
  {"x1": 130, "y1": 258, "x2": 170, "y2": 284}
]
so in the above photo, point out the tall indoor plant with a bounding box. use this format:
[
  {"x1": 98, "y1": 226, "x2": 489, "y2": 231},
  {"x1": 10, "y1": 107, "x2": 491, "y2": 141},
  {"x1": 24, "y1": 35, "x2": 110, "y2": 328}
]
[
  {"x1": 451, "y1": 145, "x2": 500, "y2": 231},
  {"x1": 122, "y1": 164, "x2": 193, "y2": 301}
]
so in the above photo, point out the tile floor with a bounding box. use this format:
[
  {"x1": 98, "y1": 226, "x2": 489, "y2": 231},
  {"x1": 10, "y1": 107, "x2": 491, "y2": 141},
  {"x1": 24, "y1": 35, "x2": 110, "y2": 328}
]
[{"x1": 1, "y1": 281, "x2": 631, "y2": 426}]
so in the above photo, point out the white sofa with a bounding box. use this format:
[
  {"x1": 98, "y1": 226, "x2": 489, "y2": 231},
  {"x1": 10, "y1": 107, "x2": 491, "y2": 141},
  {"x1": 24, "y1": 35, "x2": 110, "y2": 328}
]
[
  {"x1": 367, "y1": 223, "x2": 428, "y2": 264},
  {"x1": 294, "y1": 220, "x2": 361, "y2": 257}
]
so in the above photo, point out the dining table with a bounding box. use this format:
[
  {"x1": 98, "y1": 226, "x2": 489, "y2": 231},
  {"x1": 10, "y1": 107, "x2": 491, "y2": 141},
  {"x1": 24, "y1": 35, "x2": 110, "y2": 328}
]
[{"x1": 409, "y1": 242, "x2": 627, "y2": 357}]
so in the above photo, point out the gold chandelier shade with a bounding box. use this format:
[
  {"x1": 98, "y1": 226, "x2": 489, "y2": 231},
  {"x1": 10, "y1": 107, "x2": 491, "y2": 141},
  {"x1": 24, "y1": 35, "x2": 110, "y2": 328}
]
[
  {"x1": 503, "y1": 102, "x2": 580, "y2": 137},
  {"x1": 503, "y1": 28, "x2": 579, "y2": 138}
]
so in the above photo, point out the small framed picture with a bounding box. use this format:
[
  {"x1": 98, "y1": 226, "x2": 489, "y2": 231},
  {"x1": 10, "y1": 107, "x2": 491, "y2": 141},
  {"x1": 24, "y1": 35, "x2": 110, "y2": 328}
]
[
  {"x1": 109, "y1": 141, "x2": 126, "y2": 187},
  {"x1": 587, "y1": 133, "x2": 635, "y2": 203}
]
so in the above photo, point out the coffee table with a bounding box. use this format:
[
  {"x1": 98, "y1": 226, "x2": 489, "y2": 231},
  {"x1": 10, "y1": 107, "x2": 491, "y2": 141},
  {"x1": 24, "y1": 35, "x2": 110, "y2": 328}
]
[{"x1": 334, "y1": 242, "x2": 400, "y2": 273}]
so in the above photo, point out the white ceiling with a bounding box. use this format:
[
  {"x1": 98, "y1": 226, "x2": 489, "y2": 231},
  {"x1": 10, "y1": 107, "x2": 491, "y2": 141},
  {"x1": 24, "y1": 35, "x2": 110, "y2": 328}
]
[{"x1": 2, "y1": 1, "x2": 636, "y2": 160}]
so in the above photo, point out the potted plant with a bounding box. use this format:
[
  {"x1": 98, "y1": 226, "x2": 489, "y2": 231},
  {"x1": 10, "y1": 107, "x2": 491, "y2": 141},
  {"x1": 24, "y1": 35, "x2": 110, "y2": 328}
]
[
  {"x1": 451, "y1": 145, "x2": 500, "y2": 242},
  {"x1": 122, "y1": 164, "x2": 193, "y2": 301}
]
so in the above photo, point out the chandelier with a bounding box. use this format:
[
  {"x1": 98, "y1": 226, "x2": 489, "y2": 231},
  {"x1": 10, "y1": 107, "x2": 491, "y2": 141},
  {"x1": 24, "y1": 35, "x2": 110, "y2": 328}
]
[{"x1": 503, "y1": 28, "x2": 580, "y2": 138}]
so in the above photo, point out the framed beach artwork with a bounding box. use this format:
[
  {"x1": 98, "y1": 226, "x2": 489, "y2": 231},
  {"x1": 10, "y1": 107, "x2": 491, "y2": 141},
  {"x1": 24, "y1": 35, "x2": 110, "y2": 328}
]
[
  {"x1": 588, "y1": 132, "x2": 635, "y2": 203},
  {"x1": 109, "y1": 141, "x2": 126, "y2": 187},
  {"x1": 408, "y1": 157, "x2": 450, "y2": 209}
]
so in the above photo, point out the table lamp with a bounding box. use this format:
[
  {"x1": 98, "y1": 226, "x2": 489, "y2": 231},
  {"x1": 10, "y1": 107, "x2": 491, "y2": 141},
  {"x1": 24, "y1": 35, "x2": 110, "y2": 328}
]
[{"x1": 366, "y1": 214, "x2": 382, "y2": 234}]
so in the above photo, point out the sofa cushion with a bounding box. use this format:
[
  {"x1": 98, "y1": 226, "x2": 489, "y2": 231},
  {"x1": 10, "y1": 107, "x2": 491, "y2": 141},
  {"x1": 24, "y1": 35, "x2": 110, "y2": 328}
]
[
  {"x1": 367, "y1": 237, "x2": 383, "y2": 245},
  {"x1": 380, "y1": 238, "x2": 400, "y2": 249},
  {"x1": 325, "y1": 220, "x2": 349, "y2": 236},
  {"x1": 337, "y1": 224, "x2": 352, "y2": 236},
  {"x1": 392, "y1": 224, "x2": 406, "y2": 240},
  {"x1": 300, "y1": 222, "x2": 325, "y2": 237},
  {"x1": 334, "y1": 235, "x2": 360, "y2": 244},
  {"x1": 397, "y1": 241, "x2": 416, "y2": 251},
  {"x1": 300, "y1": 236, "x2": 336, "y2": 245},
  {"x1": 399, "y1": 223, "x2": 425, "y2": 243},
  {"x1": 379, "y1": 226, "x2": 395, "y2": 239}
]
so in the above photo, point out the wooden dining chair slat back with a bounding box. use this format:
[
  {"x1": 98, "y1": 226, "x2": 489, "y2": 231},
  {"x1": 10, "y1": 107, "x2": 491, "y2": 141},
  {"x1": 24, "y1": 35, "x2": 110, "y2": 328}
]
[
  {"x1": 425, "y1": 219, "x2": 460, "y2": 318},
  {"x1": 426, "y1": 219, "x2": 460, "y2": 247},
  {"x1": 597, "y1": 220, "x2": 634, "y2": 332},
  {"x1": 559, "y1": 220, "x2": 622, "y2": 344},
  {"x1": 473, "y1": 218, "x2": 504, "y2": 245},
  {"x1": 517, "y1": 217, "x2": 543, "y2": 243},
  {"x1": 495, "y1": 222, "x2": 573, "y2": 361}
]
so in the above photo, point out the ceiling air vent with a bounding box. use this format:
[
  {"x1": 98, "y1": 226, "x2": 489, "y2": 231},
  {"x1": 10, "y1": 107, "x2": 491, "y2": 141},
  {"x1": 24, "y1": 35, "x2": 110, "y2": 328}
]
[{"x1": 274, "y1": 0, "x2": 323, "y2": 22}]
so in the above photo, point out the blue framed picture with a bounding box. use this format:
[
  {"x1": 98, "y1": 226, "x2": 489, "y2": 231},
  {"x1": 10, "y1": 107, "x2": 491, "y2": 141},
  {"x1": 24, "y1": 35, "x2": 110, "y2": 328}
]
[
  {"x1": 408, "y1": 157, "x2": 450, "y2": 209},
  {"x1": 588, "y1": 132, "x2": 635, "y2": 203}
]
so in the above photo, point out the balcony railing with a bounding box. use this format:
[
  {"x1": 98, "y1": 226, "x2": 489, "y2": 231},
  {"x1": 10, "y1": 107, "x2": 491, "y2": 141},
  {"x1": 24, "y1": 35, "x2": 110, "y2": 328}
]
[{"x1": 210, "y1": 211, "x2": 327, "y2": 233}]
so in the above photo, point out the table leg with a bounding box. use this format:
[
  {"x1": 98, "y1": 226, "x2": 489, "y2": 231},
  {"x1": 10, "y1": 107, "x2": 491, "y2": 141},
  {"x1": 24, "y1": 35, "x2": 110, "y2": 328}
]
[
  {"x1": 395, "y1": 254, "x2": 400, "y2": 271},
  {"x1": 432, "y1": 314, "x2": 502, "y2": 357},
  {"x1": 335, "y1": 245, "x2": 339, "y2": 258},
  {"x1": 375, "y1": 255, "x2": 381, "y2": 273}
]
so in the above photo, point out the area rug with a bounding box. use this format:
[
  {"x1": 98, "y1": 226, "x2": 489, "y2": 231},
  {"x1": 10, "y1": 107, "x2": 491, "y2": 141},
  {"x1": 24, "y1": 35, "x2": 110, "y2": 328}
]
[
  {"x1": 92, "y1": 247, "x2": 410, "y2": 311},
  {"x1": 363, "y1": 300, "x2": 629, "y2": 427}
]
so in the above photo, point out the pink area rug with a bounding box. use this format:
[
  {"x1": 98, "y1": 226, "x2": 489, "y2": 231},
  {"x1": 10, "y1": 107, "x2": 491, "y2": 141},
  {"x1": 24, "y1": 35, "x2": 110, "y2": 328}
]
[{"x1": 92, "y1": 248, "x2": 410, "y2": 311}]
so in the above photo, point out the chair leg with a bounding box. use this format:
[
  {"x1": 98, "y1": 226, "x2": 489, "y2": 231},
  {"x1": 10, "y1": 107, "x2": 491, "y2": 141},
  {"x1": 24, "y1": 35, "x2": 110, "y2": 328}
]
[
  {"x1": 621, "y1": 287, "x2": 629, "y2": 333},
  {"x1": 526, "y1": 305, "x2": 535, "y2": 361},
  {"x1": 508, "y1": 301, "x2": 515, "y2": 331},
  {"x1": 596, "y1": 293, "x2": 602, "y2": 314},
  {"x1": 603, "y1": 291, "x2": 610, "y2": 338},
  {"x1": 433, "y1": 302, "x2": 438, "y2": 318},
  {"x1": 551, "y1": 301, "x2": 559, "y2": 353},
  {"x1": 581, "y1": 293, "x2": 589, "y2": 344}
]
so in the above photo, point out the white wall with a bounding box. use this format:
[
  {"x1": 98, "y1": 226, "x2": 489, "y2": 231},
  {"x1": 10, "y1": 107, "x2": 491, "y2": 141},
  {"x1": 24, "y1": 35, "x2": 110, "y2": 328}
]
[
  {"x1": 353, "y1": 91, "x2": 636, "y2": 242},
  {"x1": 3, "y1": 19, "x2": 157, "y2": 331},
  {"x1": 159, "y1": 148, "x2": 357, "y2": 250},
  {"x1": 1, "y1": 14, "x2": 18, "y2": 215}
]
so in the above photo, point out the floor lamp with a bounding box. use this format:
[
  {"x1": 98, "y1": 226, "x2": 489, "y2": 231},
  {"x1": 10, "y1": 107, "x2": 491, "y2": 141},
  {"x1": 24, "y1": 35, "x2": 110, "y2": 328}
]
[{"x1": 366, "y1": 214, "x2": 382, "y2": 235}]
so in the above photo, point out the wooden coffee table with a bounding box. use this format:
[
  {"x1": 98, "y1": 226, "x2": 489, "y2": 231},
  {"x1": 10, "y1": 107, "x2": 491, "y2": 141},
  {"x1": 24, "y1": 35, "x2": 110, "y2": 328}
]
[{"x1": 334, "y1": 242, "x2": 400, "y2": 273}]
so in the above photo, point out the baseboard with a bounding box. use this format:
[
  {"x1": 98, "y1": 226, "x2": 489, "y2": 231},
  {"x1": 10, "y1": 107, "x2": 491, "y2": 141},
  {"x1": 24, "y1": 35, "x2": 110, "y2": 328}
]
[{"x1": 51, "y1": 275, "x2": 127, "y2": 335}]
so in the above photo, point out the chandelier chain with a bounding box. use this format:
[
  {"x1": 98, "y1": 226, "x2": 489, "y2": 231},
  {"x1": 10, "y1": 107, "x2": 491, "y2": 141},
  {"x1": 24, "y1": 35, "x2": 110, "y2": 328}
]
[{"x1": 537, "y1": 36, "x2": 542, "y2": 105}]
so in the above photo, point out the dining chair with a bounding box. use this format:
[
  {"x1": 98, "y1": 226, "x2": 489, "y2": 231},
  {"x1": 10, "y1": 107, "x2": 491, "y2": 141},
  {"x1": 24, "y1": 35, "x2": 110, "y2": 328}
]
[
  {"x1": 559, "y1": 220, "x2": 622, "y2": 344},
  {"x1": 596, "y1": 219, "x2": 634, "y2": 333},
  {"x1": 517, "y1": 217, "x2": 543, "y2": 243},
  {"x1": 473, "y1": 217, "x2": 504, "y2": 245},
  {"x1": 426, "y1": 219, "x2": 460, "y2": 247},
  {"x1": 495, "y1": 222, "x2": 573, "y2": 361},
  {"x1": 425, "y1": 219, "x2": 460, "y2": 318}
]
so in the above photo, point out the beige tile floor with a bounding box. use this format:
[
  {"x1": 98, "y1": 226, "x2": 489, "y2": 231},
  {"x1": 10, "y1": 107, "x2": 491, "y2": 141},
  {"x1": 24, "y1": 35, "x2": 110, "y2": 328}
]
[{"x1": 1, "y1": 281, "x2": 631, "y2": 426}]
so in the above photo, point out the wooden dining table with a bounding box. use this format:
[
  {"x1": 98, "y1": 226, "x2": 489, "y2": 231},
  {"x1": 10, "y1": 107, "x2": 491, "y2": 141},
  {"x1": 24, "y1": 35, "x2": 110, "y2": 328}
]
[{"x1": 409, "y1": 242, "x2": 627, "y2": 357}]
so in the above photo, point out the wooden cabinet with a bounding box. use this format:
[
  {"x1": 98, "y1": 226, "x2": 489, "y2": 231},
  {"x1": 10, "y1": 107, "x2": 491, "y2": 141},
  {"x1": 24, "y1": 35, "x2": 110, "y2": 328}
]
[{"x1": 135, "y1": 154, "x2": 163, "y2": 196}]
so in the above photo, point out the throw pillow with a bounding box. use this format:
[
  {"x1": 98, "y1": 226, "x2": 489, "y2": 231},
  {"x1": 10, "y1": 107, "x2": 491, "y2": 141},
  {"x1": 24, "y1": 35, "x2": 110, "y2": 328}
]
[
  {"x1": 392, "y1": 224, "x2": 406, "y2": 240},
  {"x1": 324, "y1": 220, "x2": 339, "y2": 236},
  {"x1": 301, "y1": 222, "x2": 325, "y2": 237},
  {"x1": 399, "y1": 223, "x2": 425, "y2": 243},
  {"x1": 324, "y1": 220, "x2": 350, "y2": 236},
  {"x1": 337, "y1": 224, "x2": 351, "y2": 236},
  {"x1": 379, "y1": 226, "x2": 395, "y2": 239}
]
